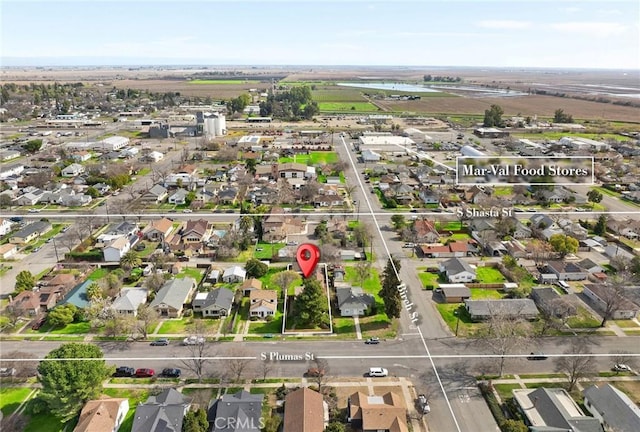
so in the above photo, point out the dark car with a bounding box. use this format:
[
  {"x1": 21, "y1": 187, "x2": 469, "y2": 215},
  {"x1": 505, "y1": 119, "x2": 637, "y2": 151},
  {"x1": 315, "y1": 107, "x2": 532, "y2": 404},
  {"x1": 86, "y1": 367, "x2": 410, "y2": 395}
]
[
  {"x1": 150, "y1": 338, "x2": 169, "y2": 346},
  {"x1": 161, "y1": 368, "x2": 181, "y2": 378},
  {"x1": 305, "y1": 368, "x2": 325, "y2": 377},
  {"x1": 527, "y1": 352, "x2": 548, "y2": 360},
  {"x1": 364, "y1": 337, "x2": 380, "y2": 344},
  {"x1": 113, "y1": 366, "x2": 135, "y2": 377},
  {"x1": 31, "y1": 316, "x2": 46, "y2": 330},
  {"x1": 135, "y1": 368, "x2": 155, "y2": 378}
]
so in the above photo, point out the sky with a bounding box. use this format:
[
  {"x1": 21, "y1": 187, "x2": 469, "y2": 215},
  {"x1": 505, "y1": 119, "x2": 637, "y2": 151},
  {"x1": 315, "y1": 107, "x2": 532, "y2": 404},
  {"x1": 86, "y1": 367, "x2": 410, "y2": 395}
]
[{"x1": 1, "y1": 0, "x2": 639, "y2": 69}]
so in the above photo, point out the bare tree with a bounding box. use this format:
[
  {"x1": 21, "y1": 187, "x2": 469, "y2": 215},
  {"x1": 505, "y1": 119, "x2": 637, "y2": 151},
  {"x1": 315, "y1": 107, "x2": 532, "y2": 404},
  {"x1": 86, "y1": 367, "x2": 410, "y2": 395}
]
[
  {"x1": 309, "y1": 357, "x2": 330, "y2": 394},
  {"x1": 3, "y1": 304, "x2": 23, "y2": 328},
  {"x1": 597, "y1": 274, "x2": 631, "y2": 327},
  {"x1": 225, "y1": 346, "x2": 254, "y2": 383},
  {"x1": 554, "y1": 338, "x2": 596, "y2": 392},
  {"x1": 180, "y1": 341, "x2": 212, "y2": 383},
  {"x1": 136, "y1": 304, "x2": 160, "y2": 339},
  {"x1": 354, "y1": 261, "x2": 371, "y2": 288},
  {"x1": 144, "y1": 273, "x2": 167, "y2": 293},
  {"x1": 259, "y1": 361, "x2": 274, "y2": 381},
  {"x1": 476, "y1": 304, "x2": 531, "y2": 376},
  {"x1": 272, "y1": 270, "x2": 299, "y2": 295}
]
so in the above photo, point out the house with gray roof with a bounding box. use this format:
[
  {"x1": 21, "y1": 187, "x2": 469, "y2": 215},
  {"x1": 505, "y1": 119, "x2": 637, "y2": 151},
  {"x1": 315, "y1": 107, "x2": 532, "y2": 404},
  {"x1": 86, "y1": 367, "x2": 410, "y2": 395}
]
[
  {"x1": 222, "y1": 266, "x2": 246, "y2": 283},
  {"x1": 439, "y1": 258, "x2": 476, "y2": 283},
  {"x1": 208, "y1": 390, "x2": 264, "y2": 432},
  {"x1": 513, "y1": 387, "x2": 603, "y2": 432},
  {"x1": 530, "y1": 287, "x2": 577, "y2": 318},
  {"x1": 545, "y1": 261, "x2": 588, "y2": 281},
  {"x1": 583, "y1": 383, "x2": 640, "y2": 432},
  {"x1": 132, "y1": 388, "x2": 191, "y2": 432},
  {"x1": 464, "y1": 299, "x2": 539, "y2": 321},
  {"x1": 9, "y1": 221, "x2": 52, "y2": 244},
  {"x1": 168, "y1": 188, "x2": 188, "y2": 205},
  {"x1": 140, "y1": 184, "x2": 168, "y2": 203},
  {"x1": 192, "y1": 287, "x2": 234, "y2": 318},
  {"x1": 112, "y1": 288, "x2": 148, "y2": 316},
  {"x1": 150, "y1": 278, "x2": 196, "y2": 318},
  {"x1": 336, "y1": 285, "x2": 375, "y2": 316}
]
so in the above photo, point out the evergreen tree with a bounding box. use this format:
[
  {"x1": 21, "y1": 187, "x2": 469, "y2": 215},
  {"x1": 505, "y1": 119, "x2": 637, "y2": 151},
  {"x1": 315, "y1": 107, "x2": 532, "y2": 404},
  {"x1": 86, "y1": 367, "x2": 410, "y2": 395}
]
[
  {"x1": 379, "y1": 258, "x2": 402, "y2": 319},
  {"x1": 14, "y1": 270, "x2": 36, "y2": 293},
  {"x1": 292, "y1": 277, "x2": 328, "y2": 328},
  {"x1": 182, "y1": 408, "x2": 209, "y2": 432},
  {"x1": 594, "y1": 214, "x2": 607, "y2": 236}
]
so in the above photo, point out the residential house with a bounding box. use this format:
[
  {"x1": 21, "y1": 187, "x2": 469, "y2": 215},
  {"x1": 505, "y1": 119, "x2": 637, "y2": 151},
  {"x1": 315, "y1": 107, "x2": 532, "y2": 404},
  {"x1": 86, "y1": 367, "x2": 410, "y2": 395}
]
[
  {"x1": 15, "y1": 190, "x2": 45, "y2": 206},
  {"x1": 112, "y1": 288, "x2": 148, "y2": 316},
  {"x1": 142, "y1": 218, "x2": 175, "y2": 242},
  {"x1": 182, "y1": 219, "x2": 212, "y2": 245},
  {"x1": 412, "y1": 219, "x2": 440, "y2": 244},
  {"x1": 530, "y1": 287, "x2": 577, "y2": 318},
  {"x1": 512, "y1": 387, "x2": 603, "y2": 432},
  {"x1": 558, "y1": 218, "x2": 589, "y2": 240},
  {"x1": 577, "y1": 258, "x2": 605, "y2": 274},
  {"x1": 9, "y1": 221, "x2": 52, "y2": 244},
  {"x1": 464, "y1": 299, "x2": 539, "y2": 321},
  {"x1": 545, "y1": 261, "x2": 588, "y2": 281},
  {"x1": 418, "y1": 189, "x2": 440, "y2": 205},
  {"x1": 146, "y1": 151, "x2": 164, "y2": 162},
  {"x1": 241, "y1": 278, "x2": 262, "y2": 296},
  {"x1": 0, "y1": 218, "x2": 13, "y2": 236},
  {"x1": 249, "y1": 290, "x2": 277, "y2": 318},
  {"x1": 140, "y1": 184, "x2": 168, "y2": 203},
  {"x1": 583, "y1": 284, "x2": 640, "y2": 319},
  {"x1": 74, "y1": 398, "x2": 129, "y2": 432},
  {"x1": 439, "y1": 258, "x2": 476, "y2": 283},
  {"x1": 0, "y1": 243, "x2": 18, "y2": 259},
  {"x1": 149, "y1": 278, "x2": 196, "y2": 318},
  {"x1": 131, "y1": 388, "x2": 191, "y2": 432},
  {"x1": 0, "y1": 162, "x2": 24, "y2": 180},
  {"x1": 93, "y1": 183, "x2": 111, "y2": 195},
  {"x1": 61, "y1": 163, "x2": 85, "y2": 177},
  {"x1": 61, "y1": 193, "x2": 92, "y2": 207},
  {"x1": 361, "y1": 149, "x2": 381, "y2": 162},
  {"x1": 384, "y1": 184, "x2": 414, "y2": 203},
  {"x1": 347, "y1": 391, "x2": 408, "y2": 432},
  {"x1": 222, "y1": 266, "x2": 246, "y2": 283},
  {"x1": 512, "y1": 221, "x2": 532, "y2": 239},
  {"x1": 168, "y1": 189, "x2": 188, "y2": 205},
  {"x1": 164, "y1": 164, "x2": 200, "y2": 189},
  {"x1": 192, "y1": 288, "x2": 234, "y2": 318},
  {"x1": 209, "y1": 390, "x2": 264, "y2": 432},
  {"x1": 439, "y1": 285, "x2": 471, "y2": 303},
  {"x1": 604, "y1": 244, "x2": 635, "y2": 261},
  {"x1": 336, "y1": 285, "x2": 375, "y2": 316},
  {"x1": 583, "y1": 384, "x2": 640, "y2": 432},
  {"x1": 71, "y1": 151, "x2": 92, "y2": 162},
  {"x1": 419, "y1": 242, "x2": 471, "y2": 258},
  {"x1": 283, "y1": 388, "x2": 328, "y2": 432},
  {"x1": 262, "y1": 207, "x2": 304, "y2": 242},
  {"x1": 217, "y1": 186, "x2": 238, "y2": 204},
  {"x1": 9, "y1": 290, "x2": 41, "y2": 316},
  {"x1": 103, "y1": 236, "x2": 133, "y2": 262},
  {"x1": 97, "y1": 221, "x2": 139, "y2": 244}
]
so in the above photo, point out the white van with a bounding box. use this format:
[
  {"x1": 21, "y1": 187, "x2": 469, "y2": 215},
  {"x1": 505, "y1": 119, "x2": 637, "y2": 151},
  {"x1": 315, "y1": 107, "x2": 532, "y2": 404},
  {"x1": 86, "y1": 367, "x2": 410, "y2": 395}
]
[
  {"x1": 556, "y1": 281, "x2": 570, "y2": 293},
  {"x1": 368, "y1": 367, "x2": 388, "y2": 377}
]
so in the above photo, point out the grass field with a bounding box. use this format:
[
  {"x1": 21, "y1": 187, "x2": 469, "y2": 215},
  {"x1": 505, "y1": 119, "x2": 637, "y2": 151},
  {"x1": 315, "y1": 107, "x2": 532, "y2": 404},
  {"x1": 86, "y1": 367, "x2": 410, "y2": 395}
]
[
  {"x1": 254, "y1": 242, "x2": 286, "y2": 260},
  {"x1": 175, "y1": 267, "x2": 205, "y2": 283},
  {"x1": 317, "y1": 102, "x2": 380, "y2": 112},
  {"x1": 312, "y1": 88, "x2": 368, "y2": 102},
  {"x1": 102, "y1": 388, "x2": 150, "y2": 432},
  {"x1": 278, "y1": 151, "x2": 339, "y2": 165},
  {"x1": 475, "y1": 267, "x2": 506, "y2": 283},
  {"x1": 0, "y1": 387, "x2": 33, "y2": 416},
  {"x1": 470, "y1": 288, "x2": 504, "y2": 299},
  {"x1": 419, "y1": 272, "x2": 441, "y2": 288}
]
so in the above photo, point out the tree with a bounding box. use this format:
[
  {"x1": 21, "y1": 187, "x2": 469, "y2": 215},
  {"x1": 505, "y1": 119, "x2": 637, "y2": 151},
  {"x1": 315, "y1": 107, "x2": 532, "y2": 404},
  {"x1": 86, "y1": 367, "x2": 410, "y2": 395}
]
[
  {"x1": 483, "y1": 104, "x2": 504, "y2": 127},
  {"x1": 259, "y1": 360, "x2": 274, "y2": 381},
  {"x1": 37, "y1": 343, "x2": 111, "y2": 421},
  {"x1": 119, "y1": 250, "x2": 142, "y2": 272},
  {"x1": 325, "y1": 422, "x2": 347, "y2": 432},
  {"x1": 314, "y1": 219, "x2": 329, "y2": 241},
  {"x1": 137, "y1": 303, "x2": 160, "y2": 339},
  {"x1": 593, "y1": 214, "x2": 607, "y2": 236},
  {"x1": 476, "y1": 303, "x2": 530, "y2": 376},
  {"x1": 245, "y1": 158, "x2": 257, "y2": 175},
  {"x1": 144, "y1": 272, "x2": 167, "y2": 293},
  {"x1": 549, "y1": 234, "x2": 578, "y2": 258},
  {"x1": 14, "y1": 270, "x2": 36, "y2": 293},
  {"x1": 500, "y1": 419, "x2": 528, "y2": 432},
  {"x1": 225, "y1": 346, "x2": 254, "y2": 383},
  {"x1": 597, "y1": 274, "x2": 631, "y2": 327},
  {"x1": 292, "y1": 277, "x2": 328, "y2": 328},
  {"x1": 354, "y1": 260, "x2": 371, "y2": 288},
  {"x1": 23, "y1": 139, "x2": 43, "y2": 153},
  {"x1": 553, "y1": 108, "x2": 573, "y2": 123},
  {"x1": 182, "y1": 408, "x2": 209, "y2": 432},
  {"x1": 390, "y1": 214, "x2": 406, "y2": 232},
  {"x1": 309, "y1": 357, "x2": 330, "y2": 394},
  {"x1": 587, "y1": 189, "x2": 603, "y2": 207},
  {"x1": 379, "y1": 258, "x2": 402, "y2": 319},
  {"x1": 554, "y1": 339, "x2": 595, "y2": 391},
  {"x1": 272, "y1": 270, "x2": 299, "y2": 294},
  {"x1": 85, "y1": 281, "x2": 103, "y2": 301},
  {"x1": 245, "y1": 258, "x2": 268, "y2": 278},
  {"x1": 47, "y1": 304, "x2": 77, "y2": 328}
]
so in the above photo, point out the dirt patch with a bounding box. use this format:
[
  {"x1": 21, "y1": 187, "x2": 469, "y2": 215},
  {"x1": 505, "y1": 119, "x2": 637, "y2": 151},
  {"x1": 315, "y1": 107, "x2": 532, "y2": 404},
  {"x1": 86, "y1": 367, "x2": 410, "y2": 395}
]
[{"x1": 607, "y1": 380, "x2": 640, "y2": 404}]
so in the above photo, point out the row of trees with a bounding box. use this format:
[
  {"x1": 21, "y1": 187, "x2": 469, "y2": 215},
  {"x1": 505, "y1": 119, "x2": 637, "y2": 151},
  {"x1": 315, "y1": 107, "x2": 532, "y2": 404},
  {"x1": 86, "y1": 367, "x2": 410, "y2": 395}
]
[
  {"x1": 259, "y1": 86, "x2": 319, "y2": 120},
  {"x1": 483, "y1": 104, "x2": 575, "y2": 127}
]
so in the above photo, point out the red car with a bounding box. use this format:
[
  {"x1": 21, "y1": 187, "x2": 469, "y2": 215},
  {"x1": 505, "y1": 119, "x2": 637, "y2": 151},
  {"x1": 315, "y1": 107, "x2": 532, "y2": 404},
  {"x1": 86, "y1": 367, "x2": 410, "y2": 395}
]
[{"x1": 135, "y1": 368, "x2": 155, "y2": 378}]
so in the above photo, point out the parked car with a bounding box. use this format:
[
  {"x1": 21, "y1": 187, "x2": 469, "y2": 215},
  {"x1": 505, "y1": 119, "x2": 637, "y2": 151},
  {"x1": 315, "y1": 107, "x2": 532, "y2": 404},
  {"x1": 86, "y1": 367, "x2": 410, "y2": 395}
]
[
  {"x1": 150, "y1": 338, "x2": 169, "y2": 346},
  {"x1": 135, "y1": 368, "x2": 155, "y2": 378},
  {"x1": 403, "y1": 243, "x2": 416, "y2": 248},
  {"x1": 32, "y1": 247, "x2": 41, "y2": 253},
  {"x1": 305, "y1": 368, "x2": 325, "y2": 377},
  {"x1": 364, "y1": 337, "x2": 380, "y2": 345},
  {"x1": 0, "y1": 367, "x2": 16, "y2": 377},
  {"x1": 182, "y1": 209, "x2": 193, "y2": 213},
  {"x1": 612, "y1": 364, "x2": 631, "y2": 372},
  {"x1": 161, "y1": 368, "x2": 181, "y2": 378},
  {"x1": 368, "y1": 367, "x2": 388, "y2": 377},
  {"x1": 31, "y1": 316, "x2": 46, "y2": 330},
  {"x1": 113, "y1": 366, "x2": 135, "y2": 377},
  {"x1": 416, "y1": 394, "x2": 431, "y2": 414},
  {"x1": 182, "y1": 336, "x2": 205, "y2": 346},
  {"x1": 527, "y1": 352, "x2": 548, "y2": 360}
]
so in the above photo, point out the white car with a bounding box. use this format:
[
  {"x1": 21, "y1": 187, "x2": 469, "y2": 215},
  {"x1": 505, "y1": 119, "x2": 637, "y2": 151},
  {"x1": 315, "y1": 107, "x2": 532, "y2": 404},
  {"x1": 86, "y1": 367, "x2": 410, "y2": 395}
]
[
  {"x1": 612, "y1": 364, "x2": 631, "y2": 372},
  {"x1": 182, "y1": 336, "x2": 205, "y2": 346},
  {"x1": 182, "y1": 209, "x2": 193, "y2": 213},
  {"x1": 368, "y1": 367, "x2": 388, "y2": 377}
]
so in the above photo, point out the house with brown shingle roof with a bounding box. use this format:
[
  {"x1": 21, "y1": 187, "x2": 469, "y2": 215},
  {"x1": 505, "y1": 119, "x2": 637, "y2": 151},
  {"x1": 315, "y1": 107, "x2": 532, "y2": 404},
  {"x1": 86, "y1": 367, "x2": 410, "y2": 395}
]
[
  {"x1": 413, "y1": 219, "x2": 440, "y2": 243},
  {"x1": 249, "y1": 290, "x2": 277, "y2": 318},
  {"x1": 283, "y1": 388, "x2": 328, "y2": 432},
  {"x1": 74, "y1": 398, "x2": 129, "y2": 432},
  {"x1": 347, "y1": 391, "x2": 408, "y2": 432},
  {"x1": 9, "y1": 290, "x2": 41, "y2": 316},
  {"x1": 143, "y1": 218, "x2": 175, "y2": 241},
  {"x1": 241, "y1": 278, "x2": 263, "y2": 296}
]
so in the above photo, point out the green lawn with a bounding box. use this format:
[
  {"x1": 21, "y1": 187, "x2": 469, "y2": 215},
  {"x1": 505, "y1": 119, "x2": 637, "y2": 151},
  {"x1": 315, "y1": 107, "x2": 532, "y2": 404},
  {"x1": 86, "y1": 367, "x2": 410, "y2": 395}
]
[
  {"x1": 189, "y1": 79, "x2": 261, "y2": 84},
  {"x1": 333, "y1": 317, "x2": 356, "y2": 334},
  {"x1": 254, "y1": 242, "x2": 285, "y2": 260},
  {"x1": 248, "y1": 316, "x2": 283, "y2": 334},
  {"x1": 0, "y1": 387, "x2": 33, "y2": 416},
  {"x1": 156, "y1": 318, "x2": 219, "y2": 335},
  {"x1": 493, "y1": 383, "x2": 522, "y2": 401},
  {"x1": 49, "y1": 321, "x2": 91, "y2": 334},
  {"x1": 87, "y1": 268, "x2": 109, "y2": 280},
  {"x1": 470, "y1": 288, "x2": 504, "y2": 300},
  {"x1": 175, "y1": 267, "x2": 204, "y2": 283},
  {"x1": 446, "y1": 233, "x2": 471, "y2": 241},
  {"x1": 567, "y1": 306, "x2": 601, "y2": 328},
  {"x1": 436, "y1": 303, "x2": 474, "y2": 337},
  {"x1": 418, "y1": 272, "x2": 441, "y2": 289},
  {"x1": 475, "y1": 267, "x2": 506, "y2": 283},
  {"x1": 23, "y1": 395, "x2": 66, "y2": 432},
  {"x1": 136, "y1": 241, "x2": 159, "y2": 258},
  {"x1": 493, "y1": 186, "x2": 513, "y2": 196},
  {"x1": 278, "y1": 151, "x2": 339, "y2": 165},
  {"x1": 435, "y1": 221, "x2": 465, "y2": 231},
  {"x1": 317, "y1": 102, "x2": 379, "y2": 112}
]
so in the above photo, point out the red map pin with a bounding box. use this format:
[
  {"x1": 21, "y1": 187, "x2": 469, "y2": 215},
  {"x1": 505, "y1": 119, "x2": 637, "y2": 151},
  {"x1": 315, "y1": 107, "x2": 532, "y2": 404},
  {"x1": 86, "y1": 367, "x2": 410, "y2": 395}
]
[{"x1": 296, "y1": 243, "x2": 320, "y2": 278}]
